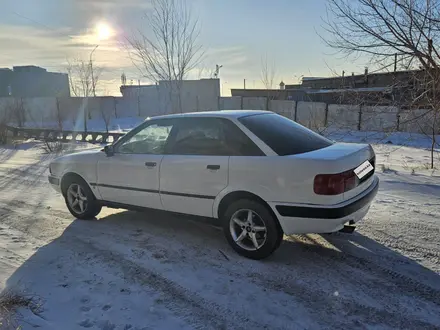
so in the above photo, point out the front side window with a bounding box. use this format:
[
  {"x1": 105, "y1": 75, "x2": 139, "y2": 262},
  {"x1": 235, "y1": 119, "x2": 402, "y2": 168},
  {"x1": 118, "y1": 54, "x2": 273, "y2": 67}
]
[
  {"x1": 116, "y1": 121, "x2": 174, "y2": 154},
  {"x1": 238, "y1": 113, "x2": 333, "y2": 156}
]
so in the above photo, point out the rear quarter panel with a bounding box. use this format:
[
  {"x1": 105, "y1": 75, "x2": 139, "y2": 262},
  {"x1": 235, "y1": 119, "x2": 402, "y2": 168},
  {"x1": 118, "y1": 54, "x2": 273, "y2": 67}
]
[
  {"x1": 293, "y1": 142, "x2": 375, "y2": 200},
  {"x1": 216, "y1": 156, "x2": 344, "y2": 208}
]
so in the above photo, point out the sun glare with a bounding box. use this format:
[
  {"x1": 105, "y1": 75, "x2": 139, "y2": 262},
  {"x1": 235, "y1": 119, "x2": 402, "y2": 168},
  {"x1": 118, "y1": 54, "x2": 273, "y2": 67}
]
[{"x1": 96, "y1": 22, "x2": 113, "y2": 40}]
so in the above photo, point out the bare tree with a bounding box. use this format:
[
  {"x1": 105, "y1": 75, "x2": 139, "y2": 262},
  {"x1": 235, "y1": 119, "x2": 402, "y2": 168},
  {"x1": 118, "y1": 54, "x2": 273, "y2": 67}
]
[
  {"x1": 55, "y1": 98, "x2": 67, "y2": 131},
  {"x1": 9, "y1": 99, "x2": 26, "y2": 128},
  {"x1": 0, "y1": 99, "x2": 30, "y2": 144},
  {"x1": 322, "y1": 0, "x2": 440, "y2": 168},
  {"x1": 196, "y1": 66, "x2": 215, "y2": 79},
  {"x1": 66, "y1": 57, "x2": 102, "y2": 131},
  {"x1": 99, "y1": 100, "x2": 112, "y2": 133},
  {"x1": 67, "y1": 58, "x2": 102, "y2": 98},
  {"x1": 0, "y1": 104, "x2": 12, "y2": 145},
  {"x1": 127, "y1": 0, "x2": 204, "y2": 113},
  {"x1": 260, "y1": 55, "x2": 277, "y2": 90}
]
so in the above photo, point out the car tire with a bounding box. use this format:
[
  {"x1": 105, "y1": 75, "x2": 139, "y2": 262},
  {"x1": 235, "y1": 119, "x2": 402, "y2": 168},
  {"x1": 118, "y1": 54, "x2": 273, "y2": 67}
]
[
  {"x1": 222, "y1": 199, "x2": 283, "y2": 260},
  {"x1": 274, "y1": 230, "x2": 284, "y2": 250},
  {"x1": 63, "y1": 177, "x2": 101, "y2": 220}
]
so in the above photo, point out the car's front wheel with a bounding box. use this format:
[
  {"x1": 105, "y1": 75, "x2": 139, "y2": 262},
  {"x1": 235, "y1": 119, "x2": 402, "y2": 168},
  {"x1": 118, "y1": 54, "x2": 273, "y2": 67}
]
[
  {"x1": 64, "y1": 178, "x2": 101, "y2": 220},
  {"x1": 222, "y1": 199, "x2": 283, "y2": 260}
]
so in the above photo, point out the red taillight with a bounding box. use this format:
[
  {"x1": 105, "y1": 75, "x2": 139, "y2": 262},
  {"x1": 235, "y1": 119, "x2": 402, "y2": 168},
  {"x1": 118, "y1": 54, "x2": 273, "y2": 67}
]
[{"x1": 314, "y1": 170, "x2": 357, "y2": 195}]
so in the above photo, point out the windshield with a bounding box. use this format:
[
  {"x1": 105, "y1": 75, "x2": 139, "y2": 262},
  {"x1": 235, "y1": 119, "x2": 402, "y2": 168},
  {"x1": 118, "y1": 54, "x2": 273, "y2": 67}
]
[{"x1": 238, "y1": 113, "x2": 333, "y2": 156}]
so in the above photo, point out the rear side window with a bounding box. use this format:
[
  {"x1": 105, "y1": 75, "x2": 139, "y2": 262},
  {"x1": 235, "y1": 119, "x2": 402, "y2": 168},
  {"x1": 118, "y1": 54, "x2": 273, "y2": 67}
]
[
  {"x1": 169, "y1": 117, "x2": 264, "y2": 156},
  {"x1": 238, "y1": 113, "x2": 333, "y2": 156}
]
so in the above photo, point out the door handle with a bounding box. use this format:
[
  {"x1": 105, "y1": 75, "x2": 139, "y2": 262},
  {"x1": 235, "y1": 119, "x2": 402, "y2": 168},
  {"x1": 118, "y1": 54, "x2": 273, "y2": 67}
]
[
  {"x1": 145, "y1": 162, "x2": 157, "y2": 168},
  {"x1": 207, "y1": 164, "x2": 220, "y2": 170}
]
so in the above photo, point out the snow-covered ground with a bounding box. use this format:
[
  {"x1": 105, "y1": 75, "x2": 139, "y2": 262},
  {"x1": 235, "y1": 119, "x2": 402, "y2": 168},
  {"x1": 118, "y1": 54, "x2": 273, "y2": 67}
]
[
  {"x1": 0, "y1": 134, "x2": 439, "y2": 329},
  {"x1": 327, "y1": 129, "x2": 439, "y2": 170}
]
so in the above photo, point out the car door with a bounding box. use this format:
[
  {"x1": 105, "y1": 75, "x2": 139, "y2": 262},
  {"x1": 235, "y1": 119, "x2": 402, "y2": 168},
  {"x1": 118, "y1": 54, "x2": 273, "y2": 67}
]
[
  {"x1": 96, "y1": 118, "x2": 175, "y2": 209},
  {"x1": 159, "y1": 117, "x2": 234, "y2": 217}
]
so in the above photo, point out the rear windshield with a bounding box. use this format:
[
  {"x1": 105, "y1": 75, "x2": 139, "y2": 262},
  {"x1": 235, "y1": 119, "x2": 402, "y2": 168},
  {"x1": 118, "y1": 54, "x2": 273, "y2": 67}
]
[{"x1": 238, "y1": 113, "x2": 333, "y2": 156}]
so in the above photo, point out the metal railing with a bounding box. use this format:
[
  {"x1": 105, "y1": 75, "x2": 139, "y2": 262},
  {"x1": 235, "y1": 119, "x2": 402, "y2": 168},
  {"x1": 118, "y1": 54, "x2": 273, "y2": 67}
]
[{"x1": 5, "y1": 126, "x2": 125, "y2": 144}]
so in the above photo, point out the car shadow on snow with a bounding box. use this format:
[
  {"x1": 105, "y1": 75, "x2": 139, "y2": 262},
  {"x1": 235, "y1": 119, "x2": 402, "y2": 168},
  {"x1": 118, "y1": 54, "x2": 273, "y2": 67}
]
[{"x1": 3, "y1": 209, "x2": 440, "y2": 328}]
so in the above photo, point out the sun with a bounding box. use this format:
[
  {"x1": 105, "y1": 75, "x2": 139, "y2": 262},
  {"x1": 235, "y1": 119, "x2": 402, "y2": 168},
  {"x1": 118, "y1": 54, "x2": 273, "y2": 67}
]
[{"x1": 96, "y1": 22, "x2": 113, "y2": 40}]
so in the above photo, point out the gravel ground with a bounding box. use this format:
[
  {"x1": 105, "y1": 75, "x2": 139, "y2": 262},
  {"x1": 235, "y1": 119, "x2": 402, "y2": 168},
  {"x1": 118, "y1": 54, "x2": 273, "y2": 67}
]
[{"x1": 0, "y1": 142, "x2": 439, "y2": 330}]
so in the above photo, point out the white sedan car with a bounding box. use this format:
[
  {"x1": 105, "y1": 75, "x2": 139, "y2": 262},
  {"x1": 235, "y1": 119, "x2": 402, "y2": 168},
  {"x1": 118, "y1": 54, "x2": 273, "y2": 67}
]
[{"x1": 48, "y1": 110, "x2": 379, "y2": 259}]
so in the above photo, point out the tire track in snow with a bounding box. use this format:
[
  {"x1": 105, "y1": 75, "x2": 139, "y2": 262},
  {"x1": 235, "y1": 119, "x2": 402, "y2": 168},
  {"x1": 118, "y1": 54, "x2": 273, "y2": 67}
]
[
  {"x1": 295, "y1": 235, "x2": 440, "y2": 307},
  {"x1": 363, "y1": 228, "x2": 440, "y2": 259},
  {"x1": 6, "y1": 218, "x2": 276, "y2": 330},
  {"x1": 0, "y1": 161, "x2": 50, "y2": 193},
  {"x1": 1, "y1": 198, "x2": 439, "y2": 329},
  {"x1": 1, "y1": 153, "x2": 440, "y2": 328}
]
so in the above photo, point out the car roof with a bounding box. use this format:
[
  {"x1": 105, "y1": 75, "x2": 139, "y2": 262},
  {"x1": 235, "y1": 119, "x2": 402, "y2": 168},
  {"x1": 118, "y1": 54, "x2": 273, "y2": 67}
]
[{"x1": 147, "y1": 110, "x2": 272, "y2": 120}]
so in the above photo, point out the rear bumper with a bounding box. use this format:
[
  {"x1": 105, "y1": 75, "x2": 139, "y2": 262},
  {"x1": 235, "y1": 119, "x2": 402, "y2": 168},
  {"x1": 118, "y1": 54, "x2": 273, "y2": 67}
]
[{"x1": 270, "y1": 176, "x2": 379, "y2": 235}]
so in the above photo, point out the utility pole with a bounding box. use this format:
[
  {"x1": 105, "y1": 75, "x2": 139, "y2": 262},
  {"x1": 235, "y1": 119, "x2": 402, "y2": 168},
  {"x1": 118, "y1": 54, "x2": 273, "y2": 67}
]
[
  {"x1": 90, "y1": 45, "x2": 99, "y2": 97},
  {"x1": 244, "y1": 79, "x2": 246, "y2": 89},
  {"x1": 85, "y1": 45, "x2": 99, "y2": 132},
  {"x1": 394, "y1": 53, "x2": 397, "y2": 72},
  {"x1": 137, "y1": 79, "x2": 141, "y2": 116}
]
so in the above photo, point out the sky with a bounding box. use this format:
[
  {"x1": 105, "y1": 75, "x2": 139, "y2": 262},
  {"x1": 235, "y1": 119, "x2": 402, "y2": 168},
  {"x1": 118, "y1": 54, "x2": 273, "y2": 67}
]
[{"x1": 0, "y1": 0, "x2": 369, "y2": 96}]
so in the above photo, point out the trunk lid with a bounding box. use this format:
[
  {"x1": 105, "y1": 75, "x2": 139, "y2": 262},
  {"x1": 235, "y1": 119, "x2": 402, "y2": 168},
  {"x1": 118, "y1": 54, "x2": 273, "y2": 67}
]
[{"x1": 293, "y1": 142, "x2": 376, "y2": 201}]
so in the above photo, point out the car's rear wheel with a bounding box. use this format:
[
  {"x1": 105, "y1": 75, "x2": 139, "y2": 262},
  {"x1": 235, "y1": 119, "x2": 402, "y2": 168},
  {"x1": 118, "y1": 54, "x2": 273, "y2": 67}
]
[
  {"x1": 64, "y1": 178, "x2": 101, "y2": 220},
  {"x1": 222, "y1": 199, "x2": 283, "y2": 260}
]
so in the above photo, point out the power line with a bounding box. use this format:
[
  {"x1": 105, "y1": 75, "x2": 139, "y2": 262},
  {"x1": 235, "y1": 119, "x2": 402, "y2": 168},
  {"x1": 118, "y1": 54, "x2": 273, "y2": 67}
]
[{"x1": 12, "y1": 11, "x2": 67, "y2": 37}]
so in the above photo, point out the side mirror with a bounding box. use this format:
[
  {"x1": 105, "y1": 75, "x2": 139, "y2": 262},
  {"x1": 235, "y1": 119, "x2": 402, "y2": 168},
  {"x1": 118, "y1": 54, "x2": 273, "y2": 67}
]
[{"x1": 103, "y1": 145, "x2": 114, "y2": 157}]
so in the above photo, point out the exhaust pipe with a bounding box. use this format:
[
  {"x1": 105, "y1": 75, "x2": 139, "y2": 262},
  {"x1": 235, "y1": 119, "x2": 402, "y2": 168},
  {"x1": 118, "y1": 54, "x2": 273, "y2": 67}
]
[{"x1": 339, "y1": 224, "x2": 356, "y2": 234}]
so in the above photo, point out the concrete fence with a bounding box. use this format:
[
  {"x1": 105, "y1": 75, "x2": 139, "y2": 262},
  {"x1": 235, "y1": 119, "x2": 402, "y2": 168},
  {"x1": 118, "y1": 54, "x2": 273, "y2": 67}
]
[
  {"x1": 220, "y1": 97, "x2": 438, "y2": 134},
  {"x1": 1, "y1": 95, "x2": 438, "y2": 135}
]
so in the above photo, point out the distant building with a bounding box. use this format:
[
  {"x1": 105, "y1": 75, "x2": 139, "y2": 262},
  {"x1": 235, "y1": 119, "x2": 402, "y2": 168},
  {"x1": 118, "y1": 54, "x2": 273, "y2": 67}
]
[
  {"x1": 119, "y1": 78, "x2": 220, "y2": 113},
  {"x1": 119, "y1": 79, "x2": 220, "y2": 100},
  {"x1": 294, "y1": 69, "x2": 419, "y2": 90},
  {"x1": 0, "y1": 65, "x2": 70, "y2": 97},
  {"x1": 232, "y1": 69, "x2": 431, "y2": 106},
  {"x1": 230, "y1": 88, "x2": 309, "y2": 102},
  {"x1": 120, "y1": 84, "x2": 158, "y2": 98}
]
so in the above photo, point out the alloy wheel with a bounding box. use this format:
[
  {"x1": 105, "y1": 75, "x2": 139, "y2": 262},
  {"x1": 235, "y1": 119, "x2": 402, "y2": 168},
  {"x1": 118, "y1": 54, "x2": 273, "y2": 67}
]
[
  {"x1": 67, "y1": 183, "x2": 88, "y2": 214},
  {"x1": 229, "y1": 209, "x2": 267, "y2": 251}
]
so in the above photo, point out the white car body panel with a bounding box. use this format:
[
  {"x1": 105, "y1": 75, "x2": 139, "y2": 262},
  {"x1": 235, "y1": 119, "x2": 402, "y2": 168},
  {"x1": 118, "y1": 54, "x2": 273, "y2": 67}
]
[
  {"x1": 49, "y1": 149, "x2": 102, "y2": 198},
  {"x1": 97, "y1": 153, "x2": 164, "y2": 209},
  {"x1": 226, "y1": 155, "x2": 344, "y2": 206},
  {"x1": 271, "y1": 202, "x2": 372, "y2": 234},
  {"x1": 269, "y1": 176, "x2": 379, "y2": 234},
  {"x1": 159, "y1": 155, "x2": 229, "y2": 217},
  {"x1": 48, "y1": 110, "x2": 379, "y2": 236}
]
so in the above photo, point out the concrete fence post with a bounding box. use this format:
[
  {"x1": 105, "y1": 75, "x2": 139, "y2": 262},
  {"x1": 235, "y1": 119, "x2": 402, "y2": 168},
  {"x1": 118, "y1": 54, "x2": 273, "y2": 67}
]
[
  {"x1": 396, "y1": 108, "x2": 401, "y2": 131},
  {"x1": 358, "y1": 104, "x2": 363, "y2": 131},
  {"x1": 290, "y1": 102, "x2": 295, "y2": 120},
  {"x1": 294, "y1": 101, "x2": 299, "y2": 121},
  {"x1": 324, "y1": 103, "x2": 329, "y2": 127},
  {"x1": 240, "y1": 96, "x2": 243, "y2": 110}
]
